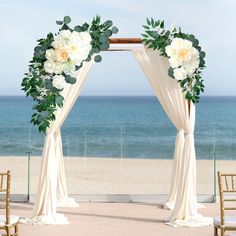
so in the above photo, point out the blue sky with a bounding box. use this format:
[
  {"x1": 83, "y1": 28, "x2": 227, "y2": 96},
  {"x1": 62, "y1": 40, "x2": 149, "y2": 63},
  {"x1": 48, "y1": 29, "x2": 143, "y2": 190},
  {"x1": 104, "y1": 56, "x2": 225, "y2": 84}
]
[{"x1": 1, "y1": 0, "x2": 236, "y2": 96}]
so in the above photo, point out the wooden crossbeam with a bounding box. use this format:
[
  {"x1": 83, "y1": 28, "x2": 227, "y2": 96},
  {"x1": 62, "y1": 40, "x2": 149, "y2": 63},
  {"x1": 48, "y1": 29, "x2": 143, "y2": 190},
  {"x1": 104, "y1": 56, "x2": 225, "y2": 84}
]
[{"x1": 109, "y1": 38, "x2": 142, "y2": 44}]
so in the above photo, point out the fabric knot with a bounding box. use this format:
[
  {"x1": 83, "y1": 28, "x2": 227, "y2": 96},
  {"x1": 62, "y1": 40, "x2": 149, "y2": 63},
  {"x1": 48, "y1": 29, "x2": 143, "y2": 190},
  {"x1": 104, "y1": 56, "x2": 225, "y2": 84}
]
[
  {"x1": 177, "y1": 130, "x2": 194, "y2": 136},
  {"x1": 178, "y1": 130, "x2": 185, "y2": 135}
]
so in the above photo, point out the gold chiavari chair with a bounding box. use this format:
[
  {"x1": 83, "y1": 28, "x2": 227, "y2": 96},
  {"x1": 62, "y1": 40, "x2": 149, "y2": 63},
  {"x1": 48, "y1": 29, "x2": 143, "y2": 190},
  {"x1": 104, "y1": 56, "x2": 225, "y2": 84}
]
[
  {"x1": 214, "y1": 172, "x2": 236, "y2": 236},
  {"x1": 0, "y1": 171, "x2": 19, "y2": 236}
]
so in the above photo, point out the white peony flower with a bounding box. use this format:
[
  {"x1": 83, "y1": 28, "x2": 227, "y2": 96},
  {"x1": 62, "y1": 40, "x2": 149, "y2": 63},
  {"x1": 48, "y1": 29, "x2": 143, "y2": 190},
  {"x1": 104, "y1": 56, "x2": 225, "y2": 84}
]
[
  {"x1": 52, "y1": 75, "x2": 67, "y2": 90},
  {"x1": 44, "y1": 60, "x2": 55, "y2": 74},
  {"x1": 165, "y1": 38, "x2": 199, "y2": 70},
  {"x1": 45, "y1": 49, "x2": 56, "y2": 61},
  {"x1": 183, "y1": 58, "x2": 200, "y2": 76},
  {"x1": 173, "y1": 67, "x2": 187, "y2": 80}
]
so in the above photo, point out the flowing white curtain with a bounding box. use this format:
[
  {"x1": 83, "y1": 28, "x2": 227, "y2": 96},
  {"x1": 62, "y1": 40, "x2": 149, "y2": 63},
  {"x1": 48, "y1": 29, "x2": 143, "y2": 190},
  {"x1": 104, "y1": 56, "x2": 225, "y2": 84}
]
[
  {"x1": 133, "y1": 47, "x2": 212, "y2": 226},
  {"x1": 30, "y1": 61, "x2": 94, "y2": 224}
]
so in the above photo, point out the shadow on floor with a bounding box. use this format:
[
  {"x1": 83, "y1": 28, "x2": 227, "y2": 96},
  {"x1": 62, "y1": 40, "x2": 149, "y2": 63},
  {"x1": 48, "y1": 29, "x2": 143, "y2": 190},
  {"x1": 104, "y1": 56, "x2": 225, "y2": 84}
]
[{"x1": 59, "y1": 210, "x2": 164, "y2": 224}]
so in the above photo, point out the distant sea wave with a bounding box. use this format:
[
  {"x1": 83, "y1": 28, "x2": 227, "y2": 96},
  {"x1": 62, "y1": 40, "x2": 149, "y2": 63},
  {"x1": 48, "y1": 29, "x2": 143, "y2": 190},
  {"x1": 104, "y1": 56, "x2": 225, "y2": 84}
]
[{"x1": 0, "y1": 96, "x2": 236, "y2": 160}]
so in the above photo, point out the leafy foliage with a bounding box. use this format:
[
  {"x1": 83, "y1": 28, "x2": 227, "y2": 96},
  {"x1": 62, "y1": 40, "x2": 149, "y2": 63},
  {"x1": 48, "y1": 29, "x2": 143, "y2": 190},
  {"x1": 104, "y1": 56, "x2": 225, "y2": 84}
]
[
  {"x1": 21, "y1": 16, "x2": 118, "y2": 133},
  {"x1": 142, "y1": 18, "x2": 206, "y2": 104}
]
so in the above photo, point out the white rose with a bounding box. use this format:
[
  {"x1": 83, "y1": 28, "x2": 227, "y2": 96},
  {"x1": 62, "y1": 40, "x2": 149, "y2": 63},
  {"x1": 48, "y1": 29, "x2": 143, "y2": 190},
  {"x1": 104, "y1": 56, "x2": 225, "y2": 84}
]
[
  {"x1": 173, "y1": 67, "x2": 187, "y2": 80},
  {"x1": 169, "y1": 57, "x2": 181, "y2": 68},
  {"x1": 53, "y1": 62, "x2": 64, "y2": 74},
  {"x1": 165, "y1": 45, "x2": 175, "y2": 57},
  {"x1": 63, "y1": 62, "x2": 76, "y2": 74},
  {"x1": 52, "y1": 75, "x2": 67, "y2": 90},
  {"x1": 52, "y1": 37, "x2": 66, "y2": 49},
  {"x1": 59, "y1": 30, "x2": 71, "y2": 39},
  {"x1": 69, "y1": 31, "x2": 80, "y2": 42},
  {"x1": 78, "y1": 32, "x2": 92, "y2": 44},
  {"x1": 55, "y1": 48, "x2": 69, "y2": 62},
  {"x1": 183, "y1": 58, "x2": 200, "y2": 76},
  {"x1": 69, "y1": 31, "x2": 92, "y2": 46},
  {"x1": 44, "y1": 60, "x2": 55, "y2": 74},
  {"x1": 45, "y1": 49, "x2": 56, "y2": 61},
  {"x1": 69, "y1": 45, "x2": 91, "y2": 65}
]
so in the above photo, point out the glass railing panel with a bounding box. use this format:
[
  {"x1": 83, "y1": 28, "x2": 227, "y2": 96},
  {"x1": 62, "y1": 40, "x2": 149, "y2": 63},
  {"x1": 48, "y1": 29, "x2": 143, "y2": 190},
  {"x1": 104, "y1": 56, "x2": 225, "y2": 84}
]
[
  {"x1": 215, "y1": 126, "x2": 236, "y2": 197},
  {"x1": 195, "y1": 126, "x2": 215, "y2": 196},
  {"x1": 0, "y1": 126, "x2": 30, "y2": 195}
]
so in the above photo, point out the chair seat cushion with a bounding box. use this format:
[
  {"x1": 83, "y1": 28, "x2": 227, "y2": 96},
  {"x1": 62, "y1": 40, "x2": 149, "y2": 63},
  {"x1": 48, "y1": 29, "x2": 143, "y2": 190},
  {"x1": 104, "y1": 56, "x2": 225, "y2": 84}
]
[
  {"x1": 214, "y1": 216, "x2": 236, "y2": 226},
  {"x1": 0, "y1": 215, "x2": 19, "y2": 227}
]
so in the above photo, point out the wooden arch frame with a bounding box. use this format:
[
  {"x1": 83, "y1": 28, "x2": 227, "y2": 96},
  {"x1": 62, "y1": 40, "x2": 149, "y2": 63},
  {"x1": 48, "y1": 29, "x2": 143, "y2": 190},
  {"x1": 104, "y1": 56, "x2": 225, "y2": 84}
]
[{"x1": 108, "y1": 38, "x2": 142, "y2": 51}]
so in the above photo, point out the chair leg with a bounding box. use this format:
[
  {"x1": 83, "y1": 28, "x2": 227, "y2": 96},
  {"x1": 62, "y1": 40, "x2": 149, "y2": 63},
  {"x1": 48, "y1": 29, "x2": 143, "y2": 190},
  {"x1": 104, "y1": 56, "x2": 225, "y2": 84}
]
[
  {"x1": 6, "y1": 226, "x2": 11, "y2": 236},
  {"x1": 221, "y1": 228, "x2": 224, "y2": 236},
  {"x1": 214, "y1": 226, "x2": 218, "y2": 236},
  {"x1": 15, "y1": 224, "x2": 19, "y2": 236}
]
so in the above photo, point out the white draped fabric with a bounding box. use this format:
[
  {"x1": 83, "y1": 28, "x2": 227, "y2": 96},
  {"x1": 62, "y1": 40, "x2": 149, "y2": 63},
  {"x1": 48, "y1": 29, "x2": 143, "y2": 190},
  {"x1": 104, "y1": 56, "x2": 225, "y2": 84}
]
[
  {"x1": 30, "y1": 61, "x2": 94, "y2": 224},
  {"x1": 133, "y1": 47, "x2": 212, "y2": 226}
]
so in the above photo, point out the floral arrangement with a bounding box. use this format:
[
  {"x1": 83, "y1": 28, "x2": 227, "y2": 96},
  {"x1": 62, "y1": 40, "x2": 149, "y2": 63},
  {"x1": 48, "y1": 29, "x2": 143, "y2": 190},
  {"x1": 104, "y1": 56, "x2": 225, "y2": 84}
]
[
  {"x1": 22, "y1": 16, "x2": 118, "y2": 132},
  {"x1": 142, "y1": 18, "x2": 205, "y2": 104}
]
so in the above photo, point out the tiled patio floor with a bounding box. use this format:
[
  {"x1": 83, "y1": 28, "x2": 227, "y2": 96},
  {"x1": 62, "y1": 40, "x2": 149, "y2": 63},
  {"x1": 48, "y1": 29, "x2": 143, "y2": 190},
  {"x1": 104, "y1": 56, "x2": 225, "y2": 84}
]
[{"x1": 6, "y1": 202, "x2": 221, "y2": 236}]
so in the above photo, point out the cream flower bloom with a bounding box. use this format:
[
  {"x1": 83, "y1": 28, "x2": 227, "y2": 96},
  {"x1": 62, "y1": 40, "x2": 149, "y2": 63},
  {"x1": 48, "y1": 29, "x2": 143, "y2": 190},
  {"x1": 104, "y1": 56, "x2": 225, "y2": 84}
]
[
  {"x1": 53, "y1": 62, "x2": 64, "y2": 74},
  {"x1": 52, "y1": 36, "x2": 66, "y2": 49},
  {"x1": 78, "y1": 32, "x2": 92, "y2": 44},
  {"x1": 55, "y1": 48, "x2": 69, "y2": 62},
  {"x1": 44, "y1": 60, "x2": 55, "y2": 74},
  {"x1": 52, "y1": 75, "x2": 67, "y2": 90},
  {"x1": 59, "y1": 30, "x2": 72, "y2": 39},
  {"x1": 63, "y1": 61, "x2": 76, "y2": 74},
  {"x1": 165, "y1": 38, "x2": 199, "y2": 69},
  {"x1": 173, "y1": 67, "x2": 187, "y2": 81},
  {"x1": 45, "y1": 49, "x2": 56, "y2": 61}
]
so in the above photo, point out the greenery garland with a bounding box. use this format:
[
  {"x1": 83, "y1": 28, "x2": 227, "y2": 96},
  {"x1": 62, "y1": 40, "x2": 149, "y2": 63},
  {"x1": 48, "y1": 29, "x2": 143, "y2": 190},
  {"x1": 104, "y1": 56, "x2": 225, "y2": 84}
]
[
  {"x1": 21, "y1": 16, "x2": 118, "y2": 132},
  {"x1": 142, "y1": 18, "x2": 205, "y2": 104}
]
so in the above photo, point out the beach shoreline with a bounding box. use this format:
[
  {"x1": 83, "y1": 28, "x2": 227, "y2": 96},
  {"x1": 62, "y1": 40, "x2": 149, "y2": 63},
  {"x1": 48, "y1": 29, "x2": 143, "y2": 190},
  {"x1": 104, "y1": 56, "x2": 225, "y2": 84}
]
[{"x1": 1, "y1": 156, "x2": 234, "y2": 195}]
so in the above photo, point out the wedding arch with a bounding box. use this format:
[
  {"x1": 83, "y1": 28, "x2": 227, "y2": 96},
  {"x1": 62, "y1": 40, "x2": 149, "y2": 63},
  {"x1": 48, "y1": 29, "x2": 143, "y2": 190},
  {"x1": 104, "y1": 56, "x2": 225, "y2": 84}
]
[{"x1": 21, "y1": 16, "x2": 212, "y2": 227}]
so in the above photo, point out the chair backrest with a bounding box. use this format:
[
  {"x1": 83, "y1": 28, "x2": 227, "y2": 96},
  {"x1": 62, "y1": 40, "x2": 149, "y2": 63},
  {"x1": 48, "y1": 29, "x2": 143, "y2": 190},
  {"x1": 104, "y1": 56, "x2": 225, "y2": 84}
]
[
  {"x1": 0, "y1": 171, "x2": 11, "y2": 225},
  {"x1": 218, "y1": 172, "x2": 236, "y2": 225}
]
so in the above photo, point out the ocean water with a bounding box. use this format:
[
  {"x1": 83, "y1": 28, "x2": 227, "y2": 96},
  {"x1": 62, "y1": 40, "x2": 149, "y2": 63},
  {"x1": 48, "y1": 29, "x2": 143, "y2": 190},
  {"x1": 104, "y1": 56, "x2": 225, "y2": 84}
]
[{"x1": 0, "y1": 96, "x2": 236, "y2": 160}]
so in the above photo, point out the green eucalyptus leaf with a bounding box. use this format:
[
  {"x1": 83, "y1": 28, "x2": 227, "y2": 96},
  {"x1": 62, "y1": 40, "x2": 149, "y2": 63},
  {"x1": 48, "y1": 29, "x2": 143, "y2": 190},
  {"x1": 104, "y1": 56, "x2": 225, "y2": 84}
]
[
  {"x1": 85, "y1": 55, "x2": 91, "y2": 62},
  {"x1": 193, "y1": 39, "x2": 199, "y2": 47},
  {"x1": 188, "y1": 34, "x2": 195, "y2": 42},
  {"x1": 63, "y1": 16, "x2": 71, "y2": 24},
  {"x1": 65, "y1": 75, "x2": 76, "y2": 84},
  {"x1": 75, "y1": 65, "x2": 82, "y2": 70},
  {"x1": 41, "y1": 111, "x2": 49, "y2": 119},
  {"x1": 94, "y1": 55, "x2": 102, "y2": 62},
  {"x1": 111, "y1": 26, "x2": 118, "y2": 34},
  {"x1": 74, "y1": 25, "x2": 83, "y2": 32},
  {"x1": 105, "y1": 20, "x2": 113, "y2": 28},
  {"x1": 55, "y1": 96, "x2": 64, "y2": 107},
  {"x1": 82, "y1": 22, "x2": 89, "y2": 31},
  {"x1": 45, "y1": 79, "x2": 53, "y2": 90},
  {"x1": 99, "y1": 35, "x2": 107, "y2": 43},
  {"x1": 104, "y1": 30, "x2": 112, "y2": 37},
  {"x1": 61, "y1": 24, "x2": 70, "y2": 30},
  {"x1": 91, "y1": 47, "x2": 100, "y2": 54},
  {"x1": 168, "y1": 67, "x2": 175, "y2": 79},
  {"x1": 56, "y1": 20, "x2": 63, "y2": 25},
  {"x1": 100, "y1": 42, "x2": 109, "y2": 50},
  {"x1": 199, "y1": 51, "x2": 206, "y2": 58}
]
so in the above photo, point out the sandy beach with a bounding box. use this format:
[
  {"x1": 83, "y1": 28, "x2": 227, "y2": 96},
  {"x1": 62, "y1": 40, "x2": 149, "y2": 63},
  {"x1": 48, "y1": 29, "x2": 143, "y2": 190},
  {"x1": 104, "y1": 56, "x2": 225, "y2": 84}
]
[{"x1": 1, "y1": 156, "x2": 234, "y2": 196}]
